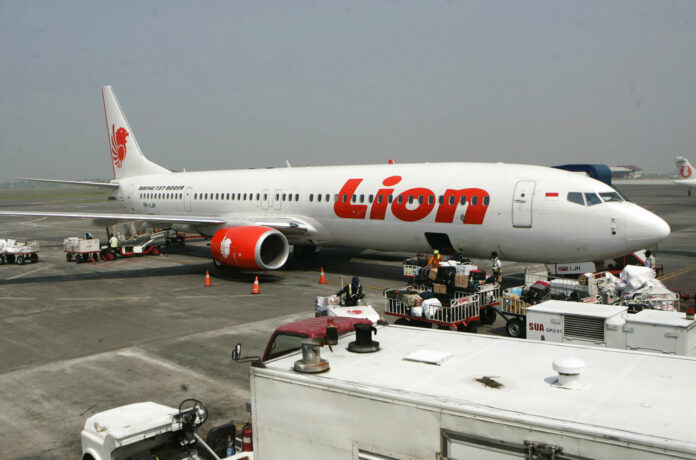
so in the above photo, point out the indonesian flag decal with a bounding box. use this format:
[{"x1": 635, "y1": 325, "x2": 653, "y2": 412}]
[{"x1": 545, "y1": 192, "x2": 559, "y2": 200}]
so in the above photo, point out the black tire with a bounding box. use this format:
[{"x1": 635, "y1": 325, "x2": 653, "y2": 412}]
[
  {"x1": 479, "y1": 307, "x2": 496, "y2": 325},
  {"x1": 76, "y1": 255, "x2": 82, "y2": 264},
  {"x1": 457, "y1": 322, "x2": 478, "y2": 333},
  {"x1": 394, "y1": 318, "x2": 410, "y2": 326},
  {"x1": 92, "y1": 253, "x2": 99, "y2": 262},
  {"x1": 0, "y1": 255, "x2": 4, "y2": 265},
  {"x1": 66, "y1": 253, "x2": 73, "y2": 262},
  {"x1": 6, "y1": 254, "x2": 15, "y2": 264},
  {"x1": 293, "y1": 244, "x2": 318, "y2": 259},
  {"x1": 152, "y1": 246, "x2": 161, "y2": 256},
  {"x1": 506, "y1": 317, "x2": 525, "y2": 338},
  {"x1": 30, "y1": 253, "x2": 39, "y2": 263},
  {"x1": 17, "y1": 255, "x2": 25, "y2": 265},
  {"x1": 82, "y1": 254, "x2": 89, "y2": 262}
]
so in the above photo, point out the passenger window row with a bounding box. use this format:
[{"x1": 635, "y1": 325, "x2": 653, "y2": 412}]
[
  {"x1": 140, "y1": 193, "x2": 183, "y2": 200},
  {"x1": 310, "y1": 193, "x2": 490, "y2": 206}
]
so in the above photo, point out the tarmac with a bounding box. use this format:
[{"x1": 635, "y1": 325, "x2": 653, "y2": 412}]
[{"x1": 0, "y1": 183, "x2": 693, "y2": 459}]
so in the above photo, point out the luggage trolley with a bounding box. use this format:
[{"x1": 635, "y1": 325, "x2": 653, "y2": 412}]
[
  {"x1": 0, "y1": 239, "x2": 39, "y2": 265},
  {"x1": 384, "y1": 287, "x2": 481, "y2": 332}
]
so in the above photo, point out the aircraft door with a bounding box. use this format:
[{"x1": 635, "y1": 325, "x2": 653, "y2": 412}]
[
  {"x1": 184, "y1": 187, "x2": 192, "y2": 212},
  {"x1": 261, "y1": 189, "x2": 270, "y2": 210},
  {"x1": 272, "y1": 189, "x2": 282, "y2": 210},
  {"x1": 512, "y1": 180, "x2": 536, "y2": 228}
]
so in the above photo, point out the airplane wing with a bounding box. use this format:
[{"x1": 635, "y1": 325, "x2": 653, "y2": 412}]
[
  {"x1": 15, "y1": 177, "x2": 120, "y2": 188},
  {"x1": 0, "y1": 210, "x2": 225, "y2": 226}
]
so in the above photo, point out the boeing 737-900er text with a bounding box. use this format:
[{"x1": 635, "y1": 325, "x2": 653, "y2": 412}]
[
  {"x1": 674, "y1": 156, "x2": 696, "y2": 196},
  {"x1": 0, "y1": 86, "x2": 670, "y2": 270}
]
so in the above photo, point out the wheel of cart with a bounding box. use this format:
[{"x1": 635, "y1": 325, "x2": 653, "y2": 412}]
[
  {"x1": 0, "y1": 255, "x2": 4, "y2": 265},
  {"x1": 479, "y1": 306, "x2": 497, "y2": 325},
  {"x1": 5, "y1": 254, "x2": 15, "y2": 264},
  {"x1": 505, "y1": 316, "x2": 526, "y2": 338}
]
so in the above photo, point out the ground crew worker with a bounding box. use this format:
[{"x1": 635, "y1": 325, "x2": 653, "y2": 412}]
[
  {"x1": 85, "y1": 232, "x2": 93, "y2": 239},
  {"x1": 426, "y1": 249, "x2": 441, "y2": 268},
  {"x1": 645, "y1": 250, "x2": 656, "y2": 269},
  {"x1": 490, "y1": 251, "x2": 502, "y2": 282},
  {"x1": 109, "y1": 234, "x2": 120, "y2": 256},
  {"x1": 336, "y1": 276, "x2": 364, "y2": 306}
]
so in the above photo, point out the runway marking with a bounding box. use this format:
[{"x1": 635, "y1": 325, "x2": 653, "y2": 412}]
[
  {"x1": 659, "y1": 263, "x2": 696, "y2": 282},
  {"x1": 176, "y1": 294, "x2": 276, "y2": 299},
  {"x1": 0, "y1": 297, "x2": 37, "y2": 300},
  {"x1": 4, "y1": 267, "x2": 45, "y2": 281},
  {"x1": 55, "y1": 296, "x2": 150, "y2": 301}
]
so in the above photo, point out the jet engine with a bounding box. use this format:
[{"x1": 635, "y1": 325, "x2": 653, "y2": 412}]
[{"x1": 210, "y1": 226, "x2": 289, "y2": 270}]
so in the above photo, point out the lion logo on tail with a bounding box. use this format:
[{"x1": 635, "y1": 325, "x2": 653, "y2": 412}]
[
  {"x1": 681, "y1": 165, "x2": 692, "y2": 179},
  {"x1": 110, "y1": 124, "x2": 129, "y2": 168}
]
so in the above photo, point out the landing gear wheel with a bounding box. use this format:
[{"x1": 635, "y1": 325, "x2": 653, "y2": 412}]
[
  {"x1": 178, "y1": 399, "x2": 208, "y2": 428},
  {"x1": 506, "y1": 318, "x2": 525, "y2": 338},
  {"x1": 17, "y1": 255, "x2": 25, "y2": 265}
]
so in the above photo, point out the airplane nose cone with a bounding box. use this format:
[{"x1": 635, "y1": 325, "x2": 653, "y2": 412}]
[{"x1": 626, "y1": 205, "x2": 670, "y2": 246}]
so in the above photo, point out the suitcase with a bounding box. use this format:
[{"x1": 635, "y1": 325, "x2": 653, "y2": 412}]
[
  {"x1": 437, "y1": 266, "x2": 457, "y2": 287},
  {"x1": 469, "y1": 270, "x2": 486, "y2": 282},
  {"x1": 420, "y1": 290, "x2": 435, "y2": 300}
]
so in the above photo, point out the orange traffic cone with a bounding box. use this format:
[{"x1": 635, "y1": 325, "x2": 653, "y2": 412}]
[
  {"x1": 251, "y1": 276, "x2": 261, "y2": 294},
  {"x1": 204, "y1": 270, "x2": 212, "y2": 287},
  {"x1": 319, "y1": 267, "x2": 327, "y2": 284}
]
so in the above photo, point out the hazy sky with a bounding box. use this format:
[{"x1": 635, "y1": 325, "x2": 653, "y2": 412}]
[{"x1": 1, "y1": 1, "x2": 694, "y2": 180}]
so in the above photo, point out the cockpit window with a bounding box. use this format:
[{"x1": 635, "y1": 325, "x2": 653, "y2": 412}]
[
  {"x1": 584, "y1": 192, "x2": 602, "y2": 206},
  {"x1": 599, "y1": 192, "x2": 624, "y2": 202},
  {"x1": 567, "y1": 192, "x2": 585, "y2": 206}
]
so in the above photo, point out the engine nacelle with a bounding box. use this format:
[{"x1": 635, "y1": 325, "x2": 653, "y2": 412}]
[{"x1": 211, "y1": 226, "x2": 289, "y2": 270}]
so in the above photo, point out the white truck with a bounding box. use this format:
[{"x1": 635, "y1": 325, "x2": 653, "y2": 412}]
[
  {"x1": 238, "y1": 323, "x2": 696, "y2": 459},
  {"x1": 526, "y1": 300, "x2": 696, "y2": 356}
]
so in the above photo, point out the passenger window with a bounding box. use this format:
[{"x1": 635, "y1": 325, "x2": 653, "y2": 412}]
[
  {"x1": 408, "y1": 195, "x2": 413, "y2": 204},
  {"x1": 369, "y1": 194, "x2": 374, "y2": 203},
  {"x1": 352, "y1": 195, "x2": 356, "y2": 203},
  {"x1": 418, "y1": 195, "x2": 424, "y2": 204},
  {"x1": 449, "y1": 196, "x2": 455, "y2": 205},
  {"x1": 342, "y1": 194, "x2": 348, "y2": 202},
  {"x1": 428, "y1": 196, "x2": 434, "y2": 205},
  {"x1": 295, "y1": 193, "x2": 299, "y2": 201},
  {"x1": 326, "y1": 194, "x2": 330, "y2": 202},
  {"x1": 263, "y1": 193, "x2": 267, "y2": 201},
  {"x1": 567, "y1": 192, "x2": 584, "y2": 205},
  {"x1": 317, "y1": 194, "x2": 322, "y2": 202},
  {"x1": 309, "y1": 194, "x2": 314, "y2": 202},
  {"x1": 471, "y1": 196, "x2": 478, "y2": 205},
  {"x1": 438, "y1": 195, "x2": 444, "y2": 205},
  {"x1": 377, "y1": 195, "x2": 383, "y2": 204},
  {"x1": 460, "y1": 196, "x2": 466, "y2": 205},
  {"x1": 205, "y1": 193, "x2": 208, "y2": 199},
  {"x1": 360, "y1": 194, "x2": 364, "y2": 203},
  {"x1": 275, "y1": 193, "x2": 279, "y2": 201},
  {"x1": 334, "y1": 194, "x2": 338, "y2": 202},
  {"x1": 388, "y1": 195, "x2": 393, "y2": 204},
  {"x1": 397, "y1": 195, "x2": 403, "y2": 204},
  {"x1": 584, "y1": 192, "x2": 602, "y2": 206},
  {"x1": 288, "y1": 194, "x2": 292, "y2": 202},
  {"x1": 483, "y1": 196, "x2": 490, "y2": 206}
]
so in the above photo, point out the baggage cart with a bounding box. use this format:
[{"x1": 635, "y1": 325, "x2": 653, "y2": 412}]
[
  {"x1": 384, "y1": 287, "x2": 481, "y2": 332},
  {"x1": 63, "y1": 237, "x2": 111, "y2": 263},
  {"x1": 0, "y1": 239, "x2": 40, "y2": 265}
]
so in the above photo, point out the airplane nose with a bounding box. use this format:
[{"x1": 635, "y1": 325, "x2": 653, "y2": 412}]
[{"x1": 626, "y1": 205, "x2": 670, "y2": 246}]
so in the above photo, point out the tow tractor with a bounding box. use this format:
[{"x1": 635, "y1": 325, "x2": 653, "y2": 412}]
[
  {"x1": 81, "y1": 398, "x2": 247, "y2": 460},
  {"x1": 81, "y1": 317, "x2": 369, "y2": 460},
  {"x1": 0, "y1": 239, "x2": 40, "y2": 265}
]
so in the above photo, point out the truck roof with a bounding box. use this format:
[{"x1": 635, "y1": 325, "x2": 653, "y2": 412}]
[
  {"x1": 272, "y1": 316, "x2": 372, "y2": 337},
  {"x1": 258, "y1": 325, "x2": 696, "y2": 453},
  {"x1": 526, "y1": 300, "x2": 627, "y2": 318}
]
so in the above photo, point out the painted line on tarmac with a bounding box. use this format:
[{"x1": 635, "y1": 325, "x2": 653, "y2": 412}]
[
  {"x1": 177, "y1": 294, "x2": 275, "y2": 299},
  {"x1": 55, "y1": 296, "x2": 150, "y2": 301},
  {"x1": 659, "y1": 263, "x2": 696, "y2": 282},
  {"x1": 5, "y1": 267, "x2": 45, "y2": 281},
  {"x1": 0, "y1": 297, "x2": 37, "y2": 300}
]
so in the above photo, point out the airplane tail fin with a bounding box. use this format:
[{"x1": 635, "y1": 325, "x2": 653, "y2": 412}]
[
  {"x1": 102, "y1": 86, "x2": 169, "y2": 179},
  {"x1": 675, "y1": 156, "x2": 694, "y2": 180}
]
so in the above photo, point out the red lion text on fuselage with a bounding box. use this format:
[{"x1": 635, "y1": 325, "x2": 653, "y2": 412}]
[{"x1": 333, "y1": 176, "x2": 490, "y2": 224}]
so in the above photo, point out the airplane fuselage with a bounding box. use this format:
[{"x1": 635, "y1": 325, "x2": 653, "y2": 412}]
[{"x1": 115, "y1": 162, "x2": 668, "y2": 263}]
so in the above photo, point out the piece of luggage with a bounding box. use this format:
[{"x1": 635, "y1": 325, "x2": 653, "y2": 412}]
[
  {"x1": 436, "y1": 266, "x2": 457, "y2": 287},
  {"x1": 469, "y1": 270, "x2": 486, "y2": 282},
  {"x1": 420, "y1": 290, "x2": 435, "y2": 300},
  {"x1": 404, "y1": 256, "x2": 428, "y2": 267}
]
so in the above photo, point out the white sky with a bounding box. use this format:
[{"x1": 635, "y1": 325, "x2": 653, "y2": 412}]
[{"x1": 1, "y1": 1, "x2": 694, "y2": 180}]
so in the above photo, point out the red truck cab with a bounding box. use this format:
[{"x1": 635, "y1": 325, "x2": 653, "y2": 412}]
[{"x1": 262, "y1": 316, "x2": 372, "y2": 362}]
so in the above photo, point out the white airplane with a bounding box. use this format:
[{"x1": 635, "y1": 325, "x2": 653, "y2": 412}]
[
  {"x1": 673, "y1": 156, "x2": 696, "y2": 196},
  {"x1": 0, "y1": 86, "x2": 670, "y2": 270}
]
